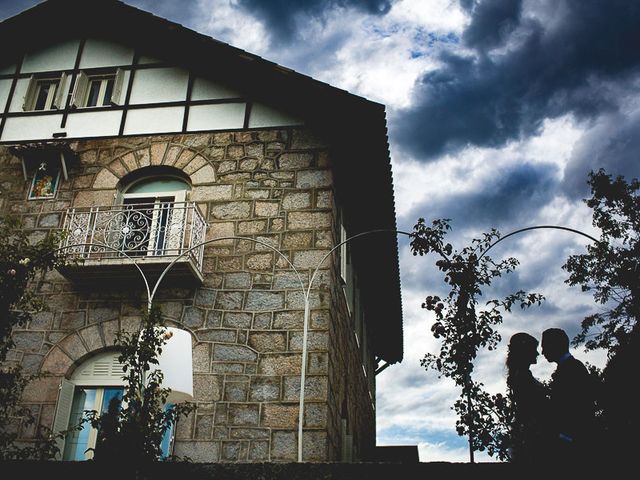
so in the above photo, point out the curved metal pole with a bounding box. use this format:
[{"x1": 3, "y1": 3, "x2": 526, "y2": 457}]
[
  {"x1": 410, "y1": 223, "x2": 599, "y2": 463},
  {"x1": 57, "y1": 230, "x2": 411, "y2": 463},
  {"x1": 147, "y1": 234, "x2": 310, "y2": 462},
  {"x1": 58, "y1": 236, "x2": 309, "y2": 458},
  {"x1": 306, "y1": 229, "x2": 413, "y2": 300},
  {"x1": 149, "y1": 235, "x2": 306, "y2": 312},
  {"x1": 53, "y1": 242, "x2": 152, "y2": 304},
  {"x1": 298, "y1": 228, "x2": 412, "y2": 462},
  {"x1": 478, "y1": 225, "x2": 600, "y2": 262}
]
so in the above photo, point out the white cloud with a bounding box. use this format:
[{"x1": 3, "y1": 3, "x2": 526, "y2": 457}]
[
  {"x1": 391, "y1": 113, "x2": 587, "y2": 222},
  {"x1": 191, "y1": 1, "x2": 469, "y2": 109},
  {"x1": 184, "y1": 0, "x2": 624, "y2": 465},
  {"x1": 391, "y1": 0, "x2": 468, "y2": 34},
  {"x1": 194, "y1": 0, "x2": 271, "y2": 55},
  {"x1": 418, "y1": 441, "x2": 488, "y2": 463}
]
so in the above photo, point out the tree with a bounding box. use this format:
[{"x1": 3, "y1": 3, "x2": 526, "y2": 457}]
[
  {"x1": 411, "y1": 218, "x2": 543, "y2": 461},
  {"x1": 563, "y1": 169, "x2": 640, "y2": 462},
  {"x1": 86, "y1": 306, "x2": 194, "y2": 463},
  {"x1": 0, "y1": 216, "x2": 61, "y2": 360},
  {"x1": 0, "y1": 216, "x2": 64, "y2": 459},
  {"x1": 563, "y1": 169, "x2": 640, "y2": 354}
]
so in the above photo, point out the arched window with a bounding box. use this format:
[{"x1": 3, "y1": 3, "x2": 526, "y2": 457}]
[
  {"x1": 122, "y1": 177, "x2": 191, "y2": 202},
  {"x1": 53, "y1": 351, "x2": 175, "y2": 461},
  {"x1": 116, "y1": 172, "x2": 191, "y2": 256}
]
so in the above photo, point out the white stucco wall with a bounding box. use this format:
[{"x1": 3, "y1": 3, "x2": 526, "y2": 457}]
[
  {"x1": 187, "y1": 103, "x2": 246, "y2": 131},
  {"x1": 123, "y1": 106, "x2": 184, "y2": 135},
  {"x1": 21, "y1": 39, "x2": 79, "y2": 73},
  {"x1": 0, "y1": 38, "x2": 303, "y2": 142},
  {"x1": 79, "y1": 38, "x2": 134, "y2": 69}
]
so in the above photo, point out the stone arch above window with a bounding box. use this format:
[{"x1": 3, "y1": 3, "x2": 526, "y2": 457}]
[
  {"x1": 39, "y1": 318, "x2": 189, "y2": 378},
  {"x1": 40, "y1": 325, "x2": 111, "y2": 377},
  {"x1": 90, "y1": 142, "x2": 215, "y2": 190}
]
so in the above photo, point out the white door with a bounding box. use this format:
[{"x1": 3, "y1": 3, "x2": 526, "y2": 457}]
[{"x1": 122, "y1": 190, "x2": 186, "y2": 256}]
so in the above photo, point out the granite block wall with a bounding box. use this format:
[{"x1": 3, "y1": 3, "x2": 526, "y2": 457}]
[{"x1": 0, "y1": 127, "x2": 375, "y2": 462}]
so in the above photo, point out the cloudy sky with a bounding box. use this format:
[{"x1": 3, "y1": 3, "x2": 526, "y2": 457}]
[{"x1": 3, "y1": 0, "x2": 640, "y2": 462}]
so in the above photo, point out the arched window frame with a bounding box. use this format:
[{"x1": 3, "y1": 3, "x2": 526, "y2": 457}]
[
  {"x1": 115, "y1": 173, "x2": 192, "y2": 257},
  {"x1": 117, "y1": 174, "x2": 192, "y2": 205},
  {"x1": 52, "y1": 350, "x2": 176, "y2": 461}
]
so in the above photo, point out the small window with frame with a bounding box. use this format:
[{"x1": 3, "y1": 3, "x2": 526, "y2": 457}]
[
  {"x1": 33, "y1": 79, "x2": 58, "y2": 110},
  {"x1": 71, "y1": 69, "x2": 124, "y2": 108},
  {"x1": 22, "y1": 73, "x2": 67, "y2": 111},
  {"x1": 86, "y1": 74, "x2": 115, "y2": 106},
  {"x1": 28, "y1": 161, "x2": 61, "y2": 200}
]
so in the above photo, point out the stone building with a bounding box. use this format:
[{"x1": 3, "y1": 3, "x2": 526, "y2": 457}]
[{"x1": 0, "y1": 0, "x2": 402, "y2": 463}]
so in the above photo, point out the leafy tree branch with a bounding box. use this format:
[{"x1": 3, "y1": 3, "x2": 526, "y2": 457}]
[
  {"x1": 411, "y1": 218, "x2": 543, "y2": 461},
  {"x1": 0, "y1": 216, "x2": 64, "y2": 459},
  {"x1": 86, "y1": 306, "x2": 194, "y2": 463},
  {"x1": 564, "y1": 169, "x2": 640, "y2": 354}
]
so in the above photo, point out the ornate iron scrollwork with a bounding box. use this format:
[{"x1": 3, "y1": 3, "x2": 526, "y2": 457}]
[{"x1": 61, "y1": 202, "x2": 206, "y2": 271}]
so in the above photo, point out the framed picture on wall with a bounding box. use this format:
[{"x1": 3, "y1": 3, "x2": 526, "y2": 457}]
[{"x1": 28, "y1": 161, "x2": 60, "y2": 200}]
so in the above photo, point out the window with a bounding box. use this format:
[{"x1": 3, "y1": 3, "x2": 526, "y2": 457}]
[
  {"x1": 52, "y1": 351, "x2": 176, "y2": 461},
  {"x1": 338, "y1": 210, "x2": 355, "y2": 314},
  {"x1": 61, "y1": 387, "x2": 176, "y2": 461},
  {"x1": 22, "y1": 73, "x2": 67, "y2": 111},
  {"x1": 33, "y1": 79, "x2": 58, "y2": 110},
  {"x1": 86, "y1": 75, "x2": 114, "y2": 107},
  {"x1": 118, "y1": 177, "x2": 191, "y2": 256},
  {"x1": 63, "y1": 386, "x2": 124, "y2": 461},
  {"x1": 71, "y1": 69, "x2": 124, "y2": 108},
  {"x1": 340, "y1": 220, "x2": 348, "y2": 282}
]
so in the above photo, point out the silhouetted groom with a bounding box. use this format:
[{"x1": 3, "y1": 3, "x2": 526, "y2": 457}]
[{"x1": 542, "y1": 328, "x2": 596, "y2": 465}]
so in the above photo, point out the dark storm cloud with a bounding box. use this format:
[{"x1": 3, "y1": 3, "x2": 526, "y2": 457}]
[
  {"x1": 127, "y1": 0, "x2": 202, "y2": 30},
  {"x1": 462, "y1": 0, "x2": 523, "y2": 51},
  {"x1": 236, "y1": 0, "x2": 394, "y2": 42},
  {"x1": 400, "y1": 162, "x2": 559, "y2": 229},
  {"x1": 562, "y1": 109, "x2": 640, "y2": 199},
  {"x1": 393, "y1": 0, "x2": 640, "y2": 161},
  {"x1": 398, "y1": 162, "x2": 560, "y2": 301}
]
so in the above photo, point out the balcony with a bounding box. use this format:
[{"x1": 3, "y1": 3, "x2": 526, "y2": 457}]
[{"x1": 58, "y1": 202, "x2": 206, "y2": 285}]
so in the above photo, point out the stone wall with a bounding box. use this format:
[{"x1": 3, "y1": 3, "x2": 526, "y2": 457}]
[
  {"x1": 0, "y1": 127, "x2": 375, "y2": 462},
  {"x1": 326, "y1": 274, "x2": 376, "y2": 461}
]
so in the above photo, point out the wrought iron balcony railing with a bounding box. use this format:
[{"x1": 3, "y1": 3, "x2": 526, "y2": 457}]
[{"x1": 59, "y1": 201, "x2": 206, "y2": 282}]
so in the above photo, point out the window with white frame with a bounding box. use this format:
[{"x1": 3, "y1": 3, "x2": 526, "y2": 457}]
[
  {"x1": 71, "y1": 69, "x2": 125, "y2": 108},
  {"x1": 340, "y1": 220, "x2": 348, "y2": 283},
  {"x1": 63, "y1": 385, "x2": 124, "y2": 461},
  {"x1": 338, "y1": 212, "x2": 355, "y2": 315},
  {"x1": 118, "y1": 176, "x2": 191, "y2": 256},
  {"x1": 53, "y1": 351, "x2": 175, "y2": 461},
  {"x1": 22, "y1": 73, "x2": 67, "y2": 111}
]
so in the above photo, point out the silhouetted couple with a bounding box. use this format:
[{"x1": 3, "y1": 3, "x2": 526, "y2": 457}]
[{"x1": 507, "y1": 328, "x2": 596, "y2": 466}]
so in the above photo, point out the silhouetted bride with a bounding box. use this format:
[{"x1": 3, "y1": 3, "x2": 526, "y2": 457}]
[{"x1": 506, "y1": 332, "x2": 550, "y2": 464}]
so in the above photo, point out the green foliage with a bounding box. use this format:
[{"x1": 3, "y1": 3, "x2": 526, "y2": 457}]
[
  {"x1": 411, "y1": 218, "x2": 543, "y2": 461},
  {"x1": 0, "y1": 216, "x2": 62, "y2": 360},
  {"x1": 454, "y1": 382, "x2": 513, "y2": 461},
  {"x1": 563, "y1": 169, "x2": 640, "y2": 354},
  {"x1": 86, "y1": 306, "x2": 194, "y2": 463},
  {"x1": 0, "y1": 215, "x2": 64, "y2": 460}
]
